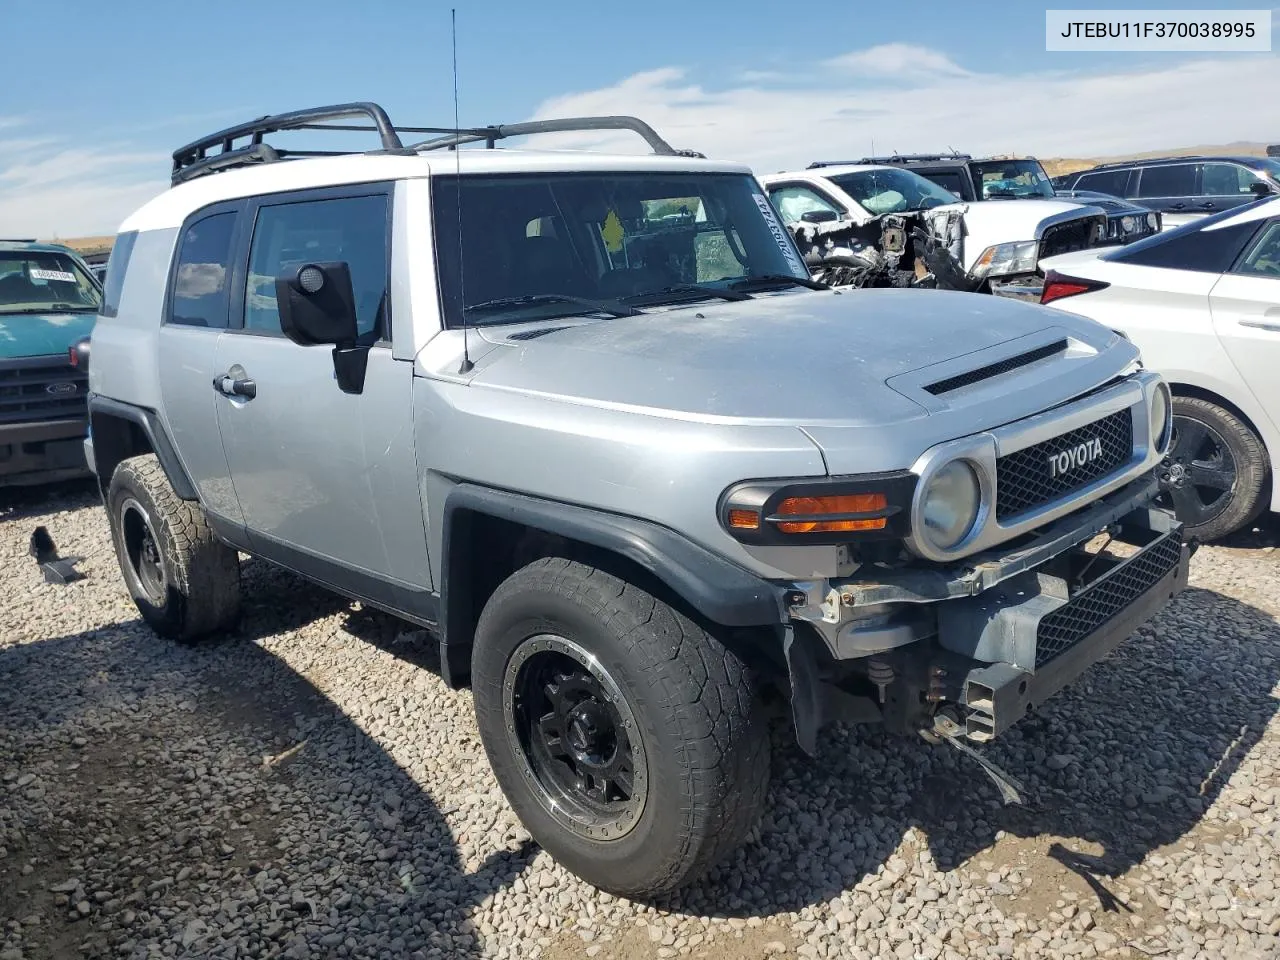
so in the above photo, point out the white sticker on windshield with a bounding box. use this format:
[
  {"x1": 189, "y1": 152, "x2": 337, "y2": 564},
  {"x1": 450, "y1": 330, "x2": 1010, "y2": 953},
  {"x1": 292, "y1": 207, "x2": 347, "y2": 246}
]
[
  {"x1": 752, "y1": 194, "x2": 808, "y2": 278},
  {"x1": 30, "y1": 268, "x2": 77, "y2": 283}
]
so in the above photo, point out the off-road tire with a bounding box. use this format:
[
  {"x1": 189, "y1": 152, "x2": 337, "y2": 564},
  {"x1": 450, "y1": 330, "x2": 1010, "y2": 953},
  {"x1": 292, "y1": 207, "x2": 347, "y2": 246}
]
[
  {"x1": 1164, "y1": 397, "x2": 1269, "y2": 543},
  {"x1": 471, "y1": 557, "x2": 770, "y2": 898},
  {"x1": 107, "y1": 454, "x2": 241, "y2": 640}
]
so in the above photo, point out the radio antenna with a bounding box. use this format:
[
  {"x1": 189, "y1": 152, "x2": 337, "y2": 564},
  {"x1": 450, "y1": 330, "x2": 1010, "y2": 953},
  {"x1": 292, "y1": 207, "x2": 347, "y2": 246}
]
[{"x1": 452, "y1": 7, "x2": 473, "y2": 374}]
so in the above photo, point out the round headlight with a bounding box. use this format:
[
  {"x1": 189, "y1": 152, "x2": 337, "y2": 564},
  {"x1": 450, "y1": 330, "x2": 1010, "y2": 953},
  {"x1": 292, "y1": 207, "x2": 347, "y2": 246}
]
[
  {"x1": 1121, "y1": 215, "x2": 1136, "y2": 233},
  {"x1": 1147, "y1": 213, "x2": 1159, "y2": 230},
  {"x1": 921, "y1": 460, "x2": 981, "y2": 551},
  {"x1": 1152, "y1": 382, "x2": 1172, "y2": 453}
]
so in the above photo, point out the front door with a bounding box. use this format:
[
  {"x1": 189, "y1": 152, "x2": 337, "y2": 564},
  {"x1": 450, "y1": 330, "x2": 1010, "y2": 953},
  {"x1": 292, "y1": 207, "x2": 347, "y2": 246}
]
[{"x1": 211, "y1": 184, "x2": 435, "y2": 615}]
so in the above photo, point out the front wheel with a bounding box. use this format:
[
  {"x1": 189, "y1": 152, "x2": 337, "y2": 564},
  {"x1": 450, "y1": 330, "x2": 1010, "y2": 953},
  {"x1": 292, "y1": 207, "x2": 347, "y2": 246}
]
[
  {"x1": 1157, "y1": 396, "x2": 1270, "y2": 542},
  {"x1": 471, "y1": 558, "x2": 770, "y2": 898}
]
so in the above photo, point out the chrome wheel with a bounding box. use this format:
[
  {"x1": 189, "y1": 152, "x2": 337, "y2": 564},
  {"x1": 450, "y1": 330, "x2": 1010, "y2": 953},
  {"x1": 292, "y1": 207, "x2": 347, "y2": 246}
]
[
  {"x1": 1157, "y1": 415, "x2": 1237, "y2": 528},
  {"x1": 119, "y1": 497, "x2": 167, "y2": 605},
  {"x1": 502, "y1": 634, "x2": 647, "y2": 841}
]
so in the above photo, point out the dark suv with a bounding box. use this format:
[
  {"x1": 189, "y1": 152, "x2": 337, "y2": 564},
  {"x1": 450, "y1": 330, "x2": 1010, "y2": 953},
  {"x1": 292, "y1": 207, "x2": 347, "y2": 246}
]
[
  {"x1": 853, "y1": 153, "x2": 1160, "y2": 244},
  {"x1": 1052, "y1": 155, "x2": 1280, "y2": 229}
]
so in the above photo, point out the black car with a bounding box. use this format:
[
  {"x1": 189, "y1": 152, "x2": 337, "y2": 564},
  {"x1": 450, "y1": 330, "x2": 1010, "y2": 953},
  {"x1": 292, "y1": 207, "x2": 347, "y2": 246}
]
[
  {"x1": 1052, "y1": 154, "x2": 1280, "y2": 227},
  {"x1": 823, "y1": 153, "x2": 1160, "y2": 244}
]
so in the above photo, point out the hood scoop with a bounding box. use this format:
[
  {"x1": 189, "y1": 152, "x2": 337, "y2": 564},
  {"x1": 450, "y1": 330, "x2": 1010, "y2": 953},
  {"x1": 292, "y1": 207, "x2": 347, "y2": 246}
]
[
  {"x1": 506, "y1": 326, "x2": 570, "y2": 342},
  {"x1": 924, "y1": 338, "x2": 1069, "y2": 396}
]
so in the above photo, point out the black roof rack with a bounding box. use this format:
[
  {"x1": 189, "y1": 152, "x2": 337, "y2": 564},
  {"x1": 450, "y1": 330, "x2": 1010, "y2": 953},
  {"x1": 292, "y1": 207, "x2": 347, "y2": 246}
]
[
  {"x1": 1268, "y1": 145, "x2": 1280, "y2": 157},
  {"x1": 171, "y1": 102, "x2": 696, "y2": 185},
  {"x1": 808, "y1": 153, "x2": 972, "y2": 170}
]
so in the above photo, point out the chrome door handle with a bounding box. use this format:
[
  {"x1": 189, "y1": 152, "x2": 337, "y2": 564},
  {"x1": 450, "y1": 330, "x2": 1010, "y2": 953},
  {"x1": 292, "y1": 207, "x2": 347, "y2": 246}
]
[
  {"x1": 1239, "y1": 320, "x2": 1280, "y2": 333},
  {"x1": 213, "y1": 373, "x2": 258, "y2": 399}
]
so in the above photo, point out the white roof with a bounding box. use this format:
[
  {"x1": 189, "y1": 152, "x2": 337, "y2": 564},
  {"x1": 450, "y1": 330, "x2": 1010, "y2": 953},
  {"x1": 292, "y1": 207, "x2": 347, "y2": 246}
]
[{"x1": 120, "y1": 148, "x2": 752, "y2": 233}]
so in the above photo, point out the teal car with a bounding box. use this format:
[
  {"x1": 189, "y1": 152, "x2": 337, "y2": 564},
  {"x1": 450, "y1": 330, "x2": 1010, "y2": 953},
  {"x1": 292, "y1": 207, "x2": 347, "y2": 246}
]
[{"x1": 0, "y1": 240, "x2": 102, "y2": 487}]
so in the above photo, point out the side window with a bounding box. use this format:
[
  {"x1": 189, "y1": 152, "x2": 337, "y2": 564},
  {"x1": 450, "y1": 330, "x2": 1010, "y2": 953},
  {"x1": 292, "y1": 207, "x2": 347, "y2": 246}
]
[
  {"x1": 170, "y1": 212, "x2": 237, "y2": 328},
  {"x1": 1136, "y1": 164, "x2": 1197, "y2": 199},
  {"x1": 766, "y1": 185, "x2": 841, "y2": 225},
  {"x1": 1234, "y1": 221, "x2": 1280, "y2": 278},
  {"x1": 1202, "y1": 163, "x2": 1260, "y2": 197},
  {"x1": 99, "y1": 230, "x2": 138, "y2": 318},
  {"x1": 1076, "y1": 169, "x2": 1131, "y2": 197},
  {"x1": 243, "y1": 194, "x2": 389, "y2": 338}
]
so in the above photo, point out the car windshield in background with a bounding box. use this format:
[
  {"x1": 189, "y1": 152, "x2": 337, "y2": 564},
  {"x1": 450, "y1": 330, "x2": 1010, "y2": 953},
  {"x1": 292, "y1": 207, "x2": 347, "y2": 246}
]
[
  {"x1": 970, "y1": 160, "x2": 1056, "y2": 199},
  {"x1": 432, "y1": 172, "x2": 809, "y2": 327},
  {"x1": 0, "y1": 252, "x2": 101, "y2": 314},
  {"x1": 1257, "y1": 158, "x2": 1280, "y2": 181},
  {"x1": 826, "y1": 169, "x2": 959, "y2": 215}
]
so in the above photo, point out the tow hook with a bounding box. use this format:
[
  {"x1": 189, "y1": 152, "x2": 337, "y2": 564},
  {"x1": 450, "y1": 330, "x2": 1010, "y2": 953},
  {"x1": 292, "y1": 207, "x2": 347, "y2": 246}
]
[{"x1": 920, "y1": 713, "x2": 1026, "y2": 806}]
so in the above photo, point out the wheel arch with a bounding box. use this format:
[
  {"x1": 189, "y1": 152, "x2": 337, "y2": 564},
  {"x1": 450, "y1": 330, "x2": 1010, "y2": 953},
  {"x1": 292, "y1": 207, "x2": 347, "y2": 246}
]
[
  {"x1": 88, "y1": 397, "x2": 199, "y2": 502},
  {"x1": 436, "y1": 483, "x2": 788, "y2": 689}
]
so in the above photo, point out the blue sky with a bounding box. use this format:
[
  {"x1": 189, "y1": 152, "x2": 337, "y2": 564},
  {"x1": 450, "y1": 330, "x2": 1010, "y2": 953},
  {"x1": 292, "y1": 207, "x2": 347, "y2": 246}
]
[{"x1": 2, "y1": 0, "x2": 1277, "y2": 236}]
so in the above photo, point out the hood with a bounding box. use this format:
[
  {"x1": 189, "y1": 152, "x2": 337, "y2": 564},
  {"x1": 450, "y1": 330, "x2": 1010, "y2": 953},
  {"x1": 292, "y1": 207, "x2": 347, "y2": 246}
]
[
  {"x1": 0, "y1": 311, "x2": 96, "y2": 361},
  {"x1": 958, "y1": 198, "x2": 1102, "y2": 234},
  {"x1": 469, "y1": 288, "x2": 1125, "y2": 434}
]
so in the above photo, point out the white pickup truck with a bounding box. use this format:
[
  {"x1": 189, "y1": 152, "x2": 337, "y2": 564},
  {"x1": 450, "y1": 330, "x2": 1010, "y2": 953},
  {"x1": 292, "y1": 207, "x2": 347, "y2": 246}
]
[{"x1": 759, "y1": 163, "x2": 1110, "y2": 298}]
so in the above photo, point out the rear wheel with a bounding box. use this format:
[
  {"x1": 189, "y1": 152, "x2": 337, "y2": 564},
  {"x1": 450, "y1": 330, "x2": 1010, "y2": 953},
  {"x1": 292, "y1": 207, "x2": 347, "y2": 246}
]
[
  {"x1": 1157, "y1": 397, "x2": 1269, "y2": 542},
  {"x1": 471, "y1": 558, "x2": 770, "y2": 898},
  {"x1": 107, "y1": 454, "x2": 241, "y2": 639}
]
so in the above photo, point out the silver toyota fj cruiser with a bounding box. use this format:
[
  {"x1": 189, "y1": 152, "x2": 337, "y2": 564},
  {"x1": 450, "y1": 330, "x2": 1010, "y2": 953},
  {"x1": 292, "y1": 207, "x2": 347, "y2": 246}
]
[{"x1": 85, "y1": 103, "x2": 1189, "y2": 898}]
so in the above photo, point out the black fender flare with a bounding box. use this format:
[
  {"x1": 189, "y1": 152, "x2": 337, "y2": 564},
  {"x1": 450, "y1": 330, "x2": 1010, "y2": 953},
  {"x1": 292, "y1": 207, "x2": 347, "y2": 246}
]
[
  {"x1": 88, "y1": 396, "x2": 199, "y2": 501},
  {"x1": 438, "y1": 483, "x2": 788, "y2": 687}
]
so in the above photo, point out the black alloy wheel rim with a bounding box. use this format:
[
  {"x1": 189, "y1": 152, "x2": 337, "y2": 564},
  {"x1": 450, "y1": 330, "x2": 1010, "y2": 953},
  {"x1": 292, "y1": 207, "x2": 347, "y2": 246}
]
[
  {"x1": 120, "y1": 498, "x2": 167, "y2": 605},
  {"x1": 503, "y1": 634, "x2": 647, "y2": 840},
  {"x1": 1157, "y1": 415, "x2": 1237, "y2": 528}
]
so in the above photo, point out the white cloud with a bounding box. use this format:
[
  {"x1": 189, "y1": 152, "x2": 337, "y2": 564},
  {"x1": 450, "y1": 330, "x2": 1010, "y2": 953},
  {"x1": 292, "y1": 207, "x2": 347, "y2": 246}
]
[
  {"x1": 0, "y1": 123, "x2": 167, "y2": 238},
  {"x1": 823, "y1": 43, "x2": 970, "y2": 77},
  {"x1": 524, "y1": 49, "x2": 1280, "y2": 174}
]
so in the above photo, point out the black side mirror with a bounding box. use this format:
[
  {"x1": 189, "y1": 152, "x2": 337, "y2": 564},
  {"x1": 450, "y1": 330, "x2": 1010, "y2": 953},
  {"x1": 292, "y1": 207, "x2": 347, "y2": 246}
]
[
  {"x1": 801, "y1": 209, "x2": 840, "y2": 224},
  {"x1": 1249, "y1": 180, "x2": 1274, "y2": 198},
  {"x1": 276, "y1": 262, "x2": 369, "y2": 395}
]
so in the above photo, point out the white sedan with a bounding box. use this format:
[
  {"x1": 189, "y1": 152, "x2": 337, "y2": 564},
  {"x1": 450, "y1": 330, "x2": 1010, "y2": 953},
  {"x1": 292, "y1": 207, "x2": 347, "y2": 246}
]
[{"x1": 1037, "y1": 196, "x2": 1280, "y2": 541}]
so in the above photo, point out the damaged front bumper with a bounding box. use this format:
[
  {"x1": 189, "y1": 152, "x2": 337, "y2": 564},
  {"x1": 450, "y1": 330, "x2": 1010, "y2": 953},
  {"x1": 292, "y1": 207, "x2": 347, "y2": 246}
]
[{"x1": 782, "y1": 477, "x2": 1192, "y2": 750}]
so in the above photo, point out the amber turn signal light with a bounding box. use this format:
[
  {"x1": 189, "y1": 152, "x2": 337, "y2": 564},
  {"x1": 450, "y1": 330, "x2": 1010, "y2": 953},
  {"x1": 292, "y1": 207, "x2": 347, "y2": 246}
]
[
  {"x1": 727, "y1": 508, "x2": 760, "y2": 530},
  {"x1": 775, "y1": 493, "x2": 888, "y2": 533}
]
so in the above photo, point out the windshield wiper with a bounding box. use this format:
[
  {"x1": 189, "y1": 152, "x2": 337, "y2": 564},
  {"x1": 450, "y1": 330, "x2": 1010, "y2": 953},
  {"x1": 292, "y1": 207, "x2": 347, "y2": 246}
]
[
  {"x1": 625, "y1": 283, "x2": 753, "y2": 306},
  {"x1": 729, "y1": 274, "x2": 829, "y2": 292},
  {"x1": 0, "y1": 305, "x2": 97, "y2": 315},
  {"x1": 464, "y1": 293, "x2": 639, "y2": 320}
]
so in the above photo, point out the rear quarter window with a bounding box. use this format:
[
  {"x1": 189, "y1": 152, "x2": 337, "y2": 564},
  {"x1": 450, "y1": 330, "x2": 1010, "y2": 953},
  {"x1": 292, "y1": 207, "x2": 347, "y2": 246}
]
[
  {"x1": 99, "y1": 231, "x2": 138, "y2": 318},
  {"x1": 1108, "y1": 215, "x2": 1262, "y2": 273}
]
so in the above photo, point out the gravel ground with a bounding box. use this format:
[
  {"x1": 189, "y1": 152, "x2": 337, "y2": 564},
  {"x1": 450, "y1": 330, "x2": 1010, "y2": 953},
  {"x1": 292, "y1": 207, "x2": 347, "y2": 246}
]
[{"x1": 2, "y1": 482, "x2": 1278, "y2": 960}]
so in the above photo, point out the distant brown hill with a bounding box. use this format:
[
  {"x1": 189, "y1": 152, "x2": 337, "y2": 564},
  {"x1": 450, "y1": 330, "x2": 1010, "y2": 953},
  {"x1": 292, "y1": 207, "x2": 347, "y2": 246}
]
[{"x1": 1039, "y1": 141, "x2": 1271, "y2": 179}]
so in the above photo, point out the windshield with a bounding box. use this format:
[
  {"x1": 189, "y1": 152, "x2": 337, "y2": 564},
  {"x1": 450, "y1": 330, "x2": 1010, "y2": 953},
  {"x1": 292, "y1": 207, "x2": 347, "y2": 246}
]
[
  {"x1": 1256, "y1": 158, "x2": 1280, "y2": 182},
  {"x1": 0, "y1": 250, "x2": 102, "y2": 315},
  {"x1": 826, "y1": 169, "x2": 959, "y2": 215},
  {"x1": 969, "y1": 159, "x2": 1056, "y2": 199},
  {"x1": 432, "y1": 172, "x2": 810, "y2": 327}
]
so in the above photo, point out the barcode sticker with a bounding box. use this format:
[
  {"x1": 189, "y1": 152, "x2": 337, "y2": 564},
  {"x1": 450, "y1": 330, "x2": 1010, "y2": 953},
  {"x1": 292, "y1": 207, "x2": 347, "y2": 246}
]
[{"x1": 30, "y1": 269, "x2": 78, "y2": 283}]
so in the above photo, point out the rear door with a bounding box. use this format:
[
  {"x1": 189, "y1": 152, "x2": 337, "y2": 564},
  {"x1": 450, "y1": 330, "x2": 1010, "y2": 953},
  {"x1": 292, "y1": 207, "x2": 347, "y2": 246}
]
[
  {"x1": 157, "y1": 201, "x2": 246, "y2": 526},
  {"x1": 1133, "y1": 162, "x2": 1202, "y2": 228},
  {"x1": 1209, "y1": 217, "x2": 1280, "y2": 434},
  {"x1": 211, "y1": 183, "x2": 435, "y2": 614}
]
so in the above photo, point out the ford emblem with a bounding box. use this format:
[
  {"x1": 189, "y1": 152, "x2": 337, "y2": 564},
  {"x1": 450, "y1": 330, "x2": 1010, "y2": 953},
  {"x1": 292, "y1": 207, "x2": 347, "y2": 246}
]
[{"x1": 46, "y1": 382, "x2": 77, "y2": 396}]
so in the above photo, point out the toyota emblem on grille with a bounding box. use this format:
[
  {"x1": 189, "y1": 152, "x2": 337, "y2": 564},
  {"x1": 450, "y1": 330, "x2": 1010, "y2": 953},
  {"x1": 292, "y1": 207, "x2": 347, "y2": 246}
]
[
  {"x1": 45, "y1": 382, "x2": 77, "y2": 396},
  {"x1": 1048, "y1": 437, "x2": 1103, "y2": 478}
]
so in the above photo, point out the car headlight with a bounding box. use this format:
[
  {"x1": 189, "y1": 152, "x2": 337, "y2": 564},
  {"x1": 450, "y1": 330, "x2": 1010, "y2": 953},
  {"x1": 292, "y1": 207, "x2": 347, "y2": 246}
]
[
  {"x1": 1146, "y1": 213, "x2": 1159, "y2": 230},
  {"x1": 971, "y1": 240, "x2": 1039, "y2": 280},
  {"x1": 1151, "y1": 381, "x2": 1172, "y2": 454},
  {"x1": 1120, "y1": 215, "x2": 1137, "y2": 233},
  {"x1": 919, "y1": 460, "x2": 981, "y2": 551}
]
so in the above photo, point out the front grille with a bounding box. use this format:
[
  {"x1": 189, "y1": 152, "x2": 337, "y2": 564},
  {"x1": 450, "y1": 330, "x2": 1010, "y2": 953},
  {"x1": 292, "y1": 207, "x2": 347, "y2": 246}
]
[
  {"x1": 925, "y1": 339, "x2": 1068, "y2": 396},
  {"x1": 0, "y1": 357, "x2": 88, "y2": 425},
  {"x1": 1040, "y1": 216, "x2": 1104, "y2": 260},
  {"x1": 996, "y1": 408, "x2": 1133, "y2": 521},
  {"x1": 1035, "y1": 532, "x2": 1182, "y2": 667}
]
